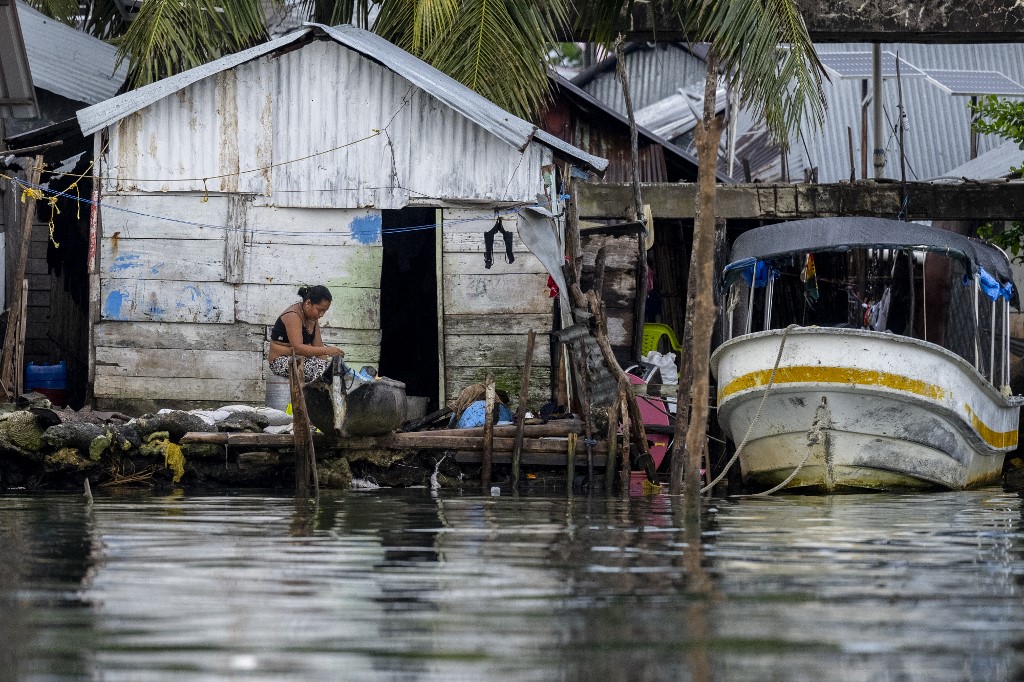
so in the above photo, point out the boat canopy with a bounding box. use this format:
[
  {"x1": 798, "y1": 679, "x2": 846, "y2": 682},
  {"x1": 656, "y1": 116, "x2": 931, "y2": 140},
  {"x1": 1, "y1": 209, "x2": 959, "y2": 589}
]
[{"x1": 725, "y1": 217, "x2": 1017, "y2": 304}]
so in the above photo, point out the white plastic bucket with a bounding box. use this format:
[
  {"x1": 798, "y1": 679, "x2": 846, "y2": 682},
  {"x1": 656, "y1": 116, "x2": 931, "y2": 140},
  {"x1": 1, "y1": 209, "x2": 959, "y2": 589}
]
[{"x1": 265, "y1": 374, "x2": 291, "y2": 411}]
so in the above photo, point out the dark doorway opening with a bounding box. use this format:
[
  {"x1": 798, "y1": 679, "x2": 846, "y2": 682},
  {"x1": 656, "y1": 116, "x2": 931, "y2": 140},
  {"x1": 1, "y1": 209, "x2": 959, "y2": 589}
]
[{"x1": 379, "y1": 208, "x2": 440, "y2": 413}]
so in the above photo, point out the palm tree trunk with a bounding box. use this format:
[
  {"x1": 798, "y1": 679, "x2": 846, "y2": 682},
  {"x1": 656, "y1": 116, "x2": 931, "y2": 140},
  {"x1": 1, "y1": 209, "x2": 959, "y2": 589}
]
[{"x1": 672, "y1": 50, "x2": 723, "y2": 517}]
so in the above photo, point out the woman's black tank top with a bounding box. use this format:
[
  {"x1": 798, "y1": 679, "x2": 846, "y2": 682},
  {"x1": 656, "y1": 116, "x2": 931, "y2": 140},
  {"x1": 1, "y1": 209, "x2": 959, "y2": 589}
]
[{"x1": 270, "y1": 310, "x2": 315, "y2": 345}]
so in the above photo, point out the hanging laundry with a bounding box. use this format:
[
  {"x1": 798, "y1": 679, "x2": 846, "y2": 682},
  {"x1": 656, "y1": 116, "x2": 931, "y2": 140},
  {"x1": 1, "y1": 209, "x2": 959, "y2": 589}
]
[
  {"x1": 867, "y1": 287, "x2": 892, "y2": 331},
  {"x1": 800, "y1": 253, "x2": 819, "y2": 302},
  {"x1": 483, "y1": 217, "x2": 516, "y2": 269}
]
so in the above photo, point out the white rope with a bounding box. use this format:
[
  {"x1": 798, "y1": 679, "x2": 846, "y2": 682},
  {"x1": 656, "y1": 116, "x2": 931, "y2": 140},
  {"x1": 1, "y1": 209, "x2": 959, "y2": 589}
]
[{"x1": 701, "y1": 324, "x2": 797, "y2": 494}]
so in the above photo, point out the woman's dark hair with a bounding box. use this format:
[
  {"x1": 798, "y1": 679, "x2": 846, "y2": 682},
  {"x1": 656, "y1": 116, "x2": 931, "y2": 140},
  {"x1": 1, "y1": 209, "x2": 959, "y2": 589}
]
[{"x1": 297, "y1": 285, "x2": 333, "y2": 305}]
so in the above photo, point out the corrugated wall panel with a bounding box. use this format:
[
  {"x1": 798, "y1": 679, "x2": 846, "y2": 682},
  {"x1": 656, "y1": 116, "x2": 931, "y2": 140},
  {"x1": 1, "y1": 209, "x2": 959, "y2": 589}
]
[{"x1": 104, "y1": 41, "x2": 549, "y2": 207}]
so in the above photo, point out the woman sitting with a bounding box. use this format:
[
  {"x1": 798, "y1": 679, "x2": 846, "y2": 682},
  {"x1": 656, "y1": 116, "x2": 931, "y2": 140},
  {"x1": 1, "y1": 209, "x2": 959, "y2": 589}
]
[{"x1": 268, "y1": 285, "x2": 345, "y2": 383}]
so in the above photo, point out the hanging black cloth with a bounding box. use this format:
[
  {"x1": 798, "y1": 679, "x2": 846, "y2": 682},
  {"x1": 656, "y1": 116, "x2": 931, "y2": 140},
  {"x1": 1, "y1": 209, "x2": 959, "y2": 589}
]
[{"x1": 483, "y1": 217, "x2": 516, "y2": 269}]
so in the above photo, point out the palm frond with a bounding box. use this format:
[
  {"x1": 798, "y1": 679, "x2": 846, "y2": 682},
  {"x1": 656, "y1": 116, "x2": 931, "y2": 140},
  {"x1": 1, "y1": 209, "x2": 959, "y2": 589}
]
[
  {"x1": 375, "y1": 0, "x2": 460, "y2": 54},
  {"x1": 680, "y1": 0, "x2": 826, "y2": 148},
  {"x1": 82, "y1": 0, "x2": 129, "y2": 40},
  {"x1": 404, "y1": 0, "x2": 568, "y2": 119},
  {"x1": 292, "y1": 0, "x2": 381, "y2": 29},
  {"x1": 24, "y1": 0, "x2": 80, "y2": 26},
  {"x1": 116, "y1": 0, "x2": 267, "y2": 89}
]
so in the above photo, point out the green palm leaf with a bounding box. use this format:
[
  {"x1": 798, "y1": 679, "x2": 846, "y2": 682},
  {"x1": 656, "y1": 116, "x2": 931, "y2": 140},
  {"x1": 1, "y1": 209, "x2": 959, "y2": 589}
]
[
  {"x1": 680, "y1": 0, "x2": 826, "y2": 146},
  {"x1": 116, "y1": 0, "x2": 267, "y2": 89}
]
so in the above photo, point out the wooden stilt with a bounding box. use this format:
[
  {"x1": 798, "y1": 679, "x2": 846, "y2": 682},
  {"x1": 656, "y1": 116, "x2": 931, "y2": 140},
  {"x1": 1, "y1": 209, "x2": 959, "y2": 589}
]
[
  {"x1": 511, "y1": 329, "x2": 536, "y2": 490},
  {"x1": 481, "y1": 371, "x2": 496, "y2": 490},
  {"x1": 619, "y1": 385, "x2": 632, "y2": 497},
  {"x1": 605, "y1": 394, "x2": 621, "y2": 495},
  {"x1": 289, "y1": 354, "x2": 317, "y2": 499}
]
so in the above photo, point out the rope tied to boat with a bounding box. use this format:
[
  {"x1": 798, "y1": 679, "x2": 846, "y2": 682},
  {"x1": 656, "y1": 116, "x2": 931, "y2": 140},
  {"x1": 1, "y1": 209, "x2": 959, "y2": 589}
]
[{"x1": 700, "y1": 324, "x2": 798, "y2": 495}]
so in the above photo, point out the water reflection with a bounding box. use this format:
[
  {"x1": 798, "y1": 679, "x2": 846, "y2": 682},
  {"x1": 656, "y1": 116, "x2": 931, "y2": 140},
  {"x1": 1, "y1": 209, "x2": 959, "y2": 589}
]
[{"x1": 2, "y1": 489, "x2": 1024, "y2": 680}]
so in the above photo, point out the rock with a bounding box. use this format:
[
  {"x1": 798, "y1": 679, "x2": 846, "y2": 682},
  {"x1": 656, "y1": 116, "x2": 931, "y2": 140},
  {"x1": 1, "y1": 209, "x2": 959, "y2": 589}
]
[
  {"x1": 88, "y1": 432, "x2": 113, "y2": 461},
  {"x1": 43, "y1": 422, "x2": 104, "y2": 451},
  {"x1": 112, "y1": 424, "x2": 141, "y2": 451},
  {"x1": 15, "y1": 392, "x2": 51, "y2": 409},
  {"x1": 133, "y1": 411, "x2": 209, "y2": 441},
  {"x1": 350, "y1": 451, "x2": 426, "y2": 488},
  {"x1": 217, "y1": 411, "x2": 270, "y2": 433},
  {"x1": 44, "y1": 447, "x2": 92, "y2": 473},
  {"x1": 2, "y1": 411, "x2": 45, "y2": 452},
  {"x1": 319, "y1": 457, "x2": 353, "y2": 490}
]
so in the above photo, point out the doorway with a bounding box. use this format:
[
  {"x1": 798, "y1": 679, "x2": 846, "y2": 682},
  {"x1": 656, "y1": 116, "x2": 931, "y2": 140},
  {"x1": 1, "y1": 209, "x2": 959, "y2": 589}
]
[{"x1": 379, "y1": 208, "x2": 440, "y2": 412}]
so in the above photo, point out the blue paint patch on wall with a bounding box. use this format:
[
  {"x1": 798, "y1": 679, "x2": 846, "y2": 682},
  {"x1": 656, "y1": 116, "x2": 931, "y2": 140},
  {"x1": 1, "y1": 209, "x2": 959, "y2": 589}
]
[
  {"x1": 102, "y1": 290, "x2": 128, "y2": 320},
  {"x1": 109, "y1": 254, "x2": 142, "y2": 273},
  {"x1": 350, "y1": 213, "x2": 382, "y2": 245},
  {"x1": 181, "y1": 285, "x2": 217, "y2": 320}
]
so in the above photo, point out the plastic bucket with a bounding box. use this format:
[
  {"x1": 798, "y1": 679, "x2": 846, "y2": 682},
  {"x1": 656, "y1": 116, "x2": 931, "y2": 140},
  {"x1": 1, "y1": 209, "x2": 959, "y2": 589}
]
[
  {"x1": 26, "y1": 361, "x2": 68, "y2": 407},
  {"x1": 266, "y1": 374, "x2": 291, "y2": 411}
]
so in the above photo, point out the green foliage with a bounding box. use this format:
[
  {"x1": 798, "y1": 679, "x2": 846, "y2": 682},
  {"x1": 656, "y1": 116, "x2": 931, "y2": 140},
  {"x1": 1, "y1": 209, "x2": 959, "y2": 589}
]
[
  {"x1": 584, "y1": 0, "x2": 827, "y2": 150},
  {"x1": 970, "y1": 95, "x2": 1024, "y2": 177},
  {"x1": 117, "y1": 0, "x2": 268, "y2": 90},
  {"x1": 548, "y1": 43, "x2": 585, "y2": 68},
  {"x1": 376, "y1": 0, "x2": 568, "y2": 119},
  {"x1": 28, "y1": 0, "x2": 825, "y2": 129},
  {"x1": 979, "y1": 222, "x2": 1024, "y2": 264}
]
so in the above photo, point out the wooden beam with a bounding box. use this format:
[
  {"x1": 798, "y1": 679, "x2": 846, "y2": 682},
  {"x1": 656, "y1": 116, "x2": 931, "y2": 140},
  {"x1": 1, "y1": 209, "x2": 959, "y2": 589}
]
[
  {"x1": 577, "y1": 182, "x2": 1024, "y2": 222},
  {"x1": 566, "y1": 1, "x2": 1024, "y2": 43},
  {"x1": 181, "y1": 430, "x2": 609, "y2": 454}
]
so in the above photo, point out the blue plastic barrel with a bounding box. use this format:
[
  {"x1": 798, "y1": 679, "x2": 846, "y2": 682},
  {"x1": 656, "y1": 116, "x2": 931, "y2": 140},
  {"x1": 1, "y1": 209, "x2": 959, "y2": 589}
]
[{"x1": 26, "y1": 361, "x2": 68, "y2": 406}]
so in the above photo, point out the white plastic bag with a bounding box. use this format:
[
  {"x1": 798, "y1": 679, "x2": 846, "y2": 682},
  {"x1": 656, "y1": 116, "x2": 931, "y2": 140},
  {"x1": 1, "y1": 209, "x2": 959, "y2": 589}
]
[{"x1": 643, "y1": 350, "x2": 678, "y2": 385}]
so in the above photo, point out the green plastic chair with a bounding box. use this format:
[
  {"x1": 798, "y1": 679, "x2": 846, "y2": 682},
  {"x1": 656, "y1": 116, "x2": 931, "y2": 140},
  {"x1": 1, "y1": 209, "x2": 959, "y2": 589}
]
[{"x1": 641, "y1": 323, "x2": 683, "y2": 355}]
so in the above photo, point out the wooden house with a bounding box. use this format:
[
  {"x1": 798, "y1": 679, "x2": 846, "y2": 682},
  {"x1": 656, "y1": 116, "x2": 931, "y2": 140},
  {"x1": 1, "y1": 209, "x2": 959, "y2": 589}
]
[{"x1": 74, "y1": 24, "x2": 606, "y2": 413}]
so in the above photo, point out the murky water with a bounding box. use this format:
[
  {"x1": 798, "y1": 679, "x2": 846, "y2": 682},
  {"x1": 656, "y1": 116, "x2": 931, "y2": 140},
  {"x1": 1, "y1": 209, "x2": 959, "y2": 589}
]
[{"x1": 3, "y1": 489, "x2": 1024, "y2": 681}]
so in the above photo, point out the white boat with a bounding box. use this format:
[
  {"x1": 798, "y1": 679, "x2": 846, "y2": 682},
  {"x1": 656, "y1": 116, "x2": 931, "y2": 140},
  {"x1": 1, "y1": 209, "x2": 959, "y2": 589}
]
[{"x1": 711, "y1": 217, "x2": 1023, "y2": 492}]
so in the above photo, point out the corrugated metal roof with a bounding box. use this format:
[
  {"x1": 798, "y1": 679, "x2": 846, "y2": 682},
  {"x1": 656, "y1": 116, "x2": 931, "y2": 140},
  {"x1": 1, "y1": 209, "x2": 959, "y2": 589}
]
[
  {"x1": 796, "y1": 43, "x2": 1024, "y2": 184},
  {"x1": 546, "y1": 71, "x2": 733, "y2": 183},
  {"x1": 572, "y1": 43, "x2": 708, "y2": 115},
  {"x1": 1, "y1": 0, "x2": 37, "y2": 119},
  {"x1": 577, "y1": 42, "x2": 1024, "y2": 185},
  {"x1": 635, "y1": 83, "x2": 727, "y2": 140},
  {"x1": 16, "y1": 1, "x2": 126, "y2": 105},
  {"x1": 77, "y1": 23, "x2": 607, "y2": 174},
  {"x1": 938, "y1": 140, "x2": 1024, "y2": 181}
]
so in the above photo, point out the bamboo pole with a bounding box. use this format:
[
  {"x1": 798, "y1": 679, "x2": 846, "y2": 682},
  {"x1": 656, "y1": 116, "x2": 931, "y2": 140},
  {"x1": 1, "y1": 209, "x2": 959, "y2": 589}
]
[
  {"x1": 1, "y1": 155, "x2": 43, "y2": 400},
  {"x1": 511, "y1": 330, "x2": 536, "y2": 490},
  {"x1": 288, "y1": 355, "x2": 317, "y2": 499},
  {"x1": 481, "y1": 371, "x2": 496, "y2": 490}
]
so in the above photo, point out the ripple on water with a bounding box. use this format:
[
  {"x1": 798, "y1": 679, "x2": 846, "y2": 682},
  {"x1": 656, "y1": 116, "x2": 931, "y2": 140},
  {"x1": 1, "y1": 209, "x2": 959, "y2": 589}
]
[{"x1": 2, "y1": 489, "x2": 1024, "y2": 680}]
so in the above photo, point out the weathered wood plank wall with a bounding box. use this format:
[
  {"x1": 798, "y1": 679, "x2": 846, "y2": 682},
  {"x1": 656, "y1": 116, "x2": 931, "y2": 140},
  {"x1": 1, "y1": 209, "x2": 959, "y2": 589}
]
[
  {"x1": 95, "y1": 195, "x2": 383, "y2": 407},
  {"x1": 441, "y1": 209, "x2": 553, "y2": 407}
]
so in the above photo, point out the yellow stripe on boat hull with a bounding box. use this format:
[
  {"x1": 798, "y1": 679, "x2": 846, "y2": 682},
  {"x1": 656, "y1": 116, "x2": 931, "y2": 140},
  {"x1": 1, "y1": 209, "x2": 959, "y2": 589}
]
[{"x1": 719, "y1": 365, "x2": 1017, "y2": 450}]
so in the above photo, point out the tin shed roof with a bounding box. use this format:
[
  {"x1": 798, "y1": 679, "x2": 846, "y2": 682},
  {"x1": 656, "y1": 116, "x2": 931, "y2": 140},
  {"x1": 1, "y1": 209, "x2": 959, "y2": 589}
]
[
  {"x1": 0, "y1": 0, "x2": 37, "y2": 118},
  {"x1": 16, "y1": 1, "x2": 127, "y2": 105},
  {"x1": 77, "y1": 23, "x2": 607, "y2": 175}
]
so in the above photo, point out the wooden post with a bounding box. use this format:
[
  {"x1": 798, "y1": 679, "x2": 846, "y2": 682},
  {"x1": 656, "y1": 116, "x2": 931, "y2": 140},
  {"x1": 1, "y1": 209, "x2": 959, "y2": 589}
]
[
  {"x1": 682, "y1": 49, "x2": 724, "y2": 520},
  {"x1": 614, "y1": 36, "x2": 648, "y2": 362},
  {"x1": 481, "y1": 371, "x2": 496, "y2": 490},
  {"x1": 16, "y1": 279, "x2": 27, "y2": 396},
  {"x1": 604, "y1": 394, "x2": 621, "y2": 494},
  {"x1": 288, "y1": 354, "x2": 317, "y2": 499},
  {"x1": 1, "y1": 155, "x2": 43, "y2": 400},
  {"x1": 619, "y1": 385, "x2": 632, "y2": 497},
  {"x1": 511, "y1": 330, "x2": 536, "y2": 490}
]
